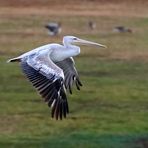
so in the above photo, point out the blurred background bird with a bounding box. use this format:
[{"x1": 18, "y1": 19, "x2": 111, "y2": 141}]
[
  {"x1": 113, "y1": 26, "x2": 132, "y2": 33},
  {"x1": 88, "y1": 21, "x2": 96, "y2": 30},
  {"x1": 45, "y1": 22, "x2": 62, "y2": 36}
]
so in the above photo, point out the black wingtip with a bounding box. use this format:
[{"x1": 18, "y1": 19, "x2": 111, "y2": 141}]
[
  {"x1": 69, "y1": 86, "x2": 72, "y2": 94},
  {"x1": 50, "y1": 87, "x2": 69, "y2": 120},
  {"x1": 7, "y1": 58, "x2": 21, "y2": 63},
  {"x1": 51, "y1": 100, "x2": 69, "y2": 120},
  {"x1": 77, "y1": 79, "x2": 83, "y2": 86},
  {"x1": 75, "y1": 78, "x2": 82, "y2": 91}
]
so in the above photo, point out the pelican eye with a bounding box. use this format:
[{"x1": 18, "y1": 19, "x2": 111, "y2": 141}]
[{"x1": 73, "y1": 38, "x2": 77, "y2": 40}]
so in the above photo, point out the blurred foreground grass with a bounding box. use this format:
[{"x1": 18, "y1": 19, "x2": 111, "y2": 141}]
[{"x1": 0, "y1": 7, "x2": 148, "y2": 148}]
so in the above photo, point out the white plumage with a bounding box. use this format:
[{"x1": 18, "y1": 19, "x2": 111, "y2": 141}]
[{"x1": 7, "y1": 36, "x2": 106, "y2": 120}]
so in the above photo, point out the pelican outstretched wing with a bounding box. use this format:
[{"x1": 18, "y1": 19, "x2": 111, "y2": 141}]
[
  {"x1": 55, "y1": 57, "x2": 82, "y2": 94},
  {"x1": 21, "y1": 53, "x2": 69, "y2": 120}
]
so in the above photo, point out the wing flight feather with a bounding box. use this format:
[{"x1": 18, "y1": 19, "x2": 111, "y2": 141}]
[
  {"x1": 55, "y1": 57, "x2": 82, "y2": 94},
  {"x1": 21, "y1": 53, "x2": 68, "y2": 120}
]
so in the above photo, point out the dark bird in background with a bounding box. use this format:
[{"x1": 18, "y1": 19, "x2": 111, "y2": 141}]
[
  {"x1": 45, "y1": 22, "x2": 62, "y2": 36},
  {"x1": 88, "y1": 21, "x2": 96, "y2": 30},
  {"x1": 113, "y1": 26, "x2": 132, "y2": 33}
]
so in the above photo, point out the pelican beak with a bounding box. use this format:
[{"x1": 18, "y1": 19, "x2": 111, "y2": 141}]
[{"x1": 75, "y1": 38, "x2": 107, "y2": 48}]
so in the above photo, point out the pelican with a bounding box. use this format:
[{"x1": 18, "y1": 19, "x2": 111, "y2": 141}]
[{"x1": 7, "y1": 36, "x2": 106, "y2": 120}]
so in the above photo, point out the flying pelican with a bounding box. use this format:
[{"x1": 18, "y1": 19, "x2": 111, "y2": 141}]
[
  {"x1": 7, "y1": 36, "x2": 106, "y2": 120},
  {"x1": 45, "y1": 22, "x2": 62, "y2": 36}
]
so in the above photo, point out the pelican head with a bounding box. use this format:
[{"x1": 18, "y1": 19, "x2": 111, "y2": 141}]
[{"x1": 63, "y1": 36, "x2": 107, "y2": 48}]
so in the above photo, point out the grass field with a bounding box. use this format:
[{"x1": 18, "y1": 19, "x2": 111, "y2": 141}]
[{"x1": 0, "y1": 0, "x2": 148, "y2": 147}]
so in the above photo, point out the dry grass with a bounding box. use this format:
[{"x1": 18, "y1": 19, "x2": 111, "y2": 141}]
[{"x1": 0, "y1": 0, "x2": 148, "y2": 18}]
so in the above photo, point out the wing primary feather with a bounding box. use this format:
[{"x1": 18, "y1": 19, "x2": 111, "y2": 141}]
[
  {"x1": 45, "y1": 90, "x2": 57, "y2": 103},
  {"x1": 69, "y1": 86, "x2": 72, "y2": 94},
  {"x1": 76, "y1": 78, "x2": 83, "y2": 86},
  {"x1": 66, "y1": 75, "x2": 72, "y2": 94},
  {"x1": 38, "y1": 82, "x2": 53, "y2": 94},
  {"x1": 41, "y1": 88, "x2": 55, "y2": 102},
  {"x1": 66, "y1": 100, "x2": 69, "y2": 113},
  {"x1": 63, "y1": 101, "x2": 67, "y2": 118},
  {"x1": 55, "y1": 98, "x2": 60, "y2": 120},
  {"x1": 69, "y1": 76, "x2": 74, "y2": 92},
  {"x1": 59, "y1": 101, "x2": 63, "y2": 120},
  {"x1": 48, "y1": 98, "x2": 54, "y2": 107},
  {"x1": 27, "y1": 75, "x2": 43, "y2": 82},
  {"x1": 75, "y1": 80, "x2": 80, "y2": 90},
  {"x1": 51, "y1": 99, "x2": 57, "y2": 118},
  {"x1": 35, "y1": 80, "x2": 51, "y2": 90},
  {"x1": 34, "y1": 79, "x2": 49, "y2": 89},
  {"x1": 55, "y1": 58, "x2": 82, "y2": 94},
  {"x1": 21, "y1": 58, "x2": 70, "y2": 120},
  {"x1": 60, "y1": 87, "x2": 69, "y2": 114}
]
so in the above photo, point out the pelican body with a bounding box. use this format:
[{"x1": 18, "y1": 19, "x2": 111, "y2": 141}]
[{"x1": 8, "y1": 36, "x2": 106, "y2": 120}]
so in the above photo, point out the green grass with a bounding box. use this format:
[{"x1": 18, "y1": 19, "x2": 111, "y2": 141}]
[{"x1": 0, "y1": 10, "x2": 148, "y2": 147}]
